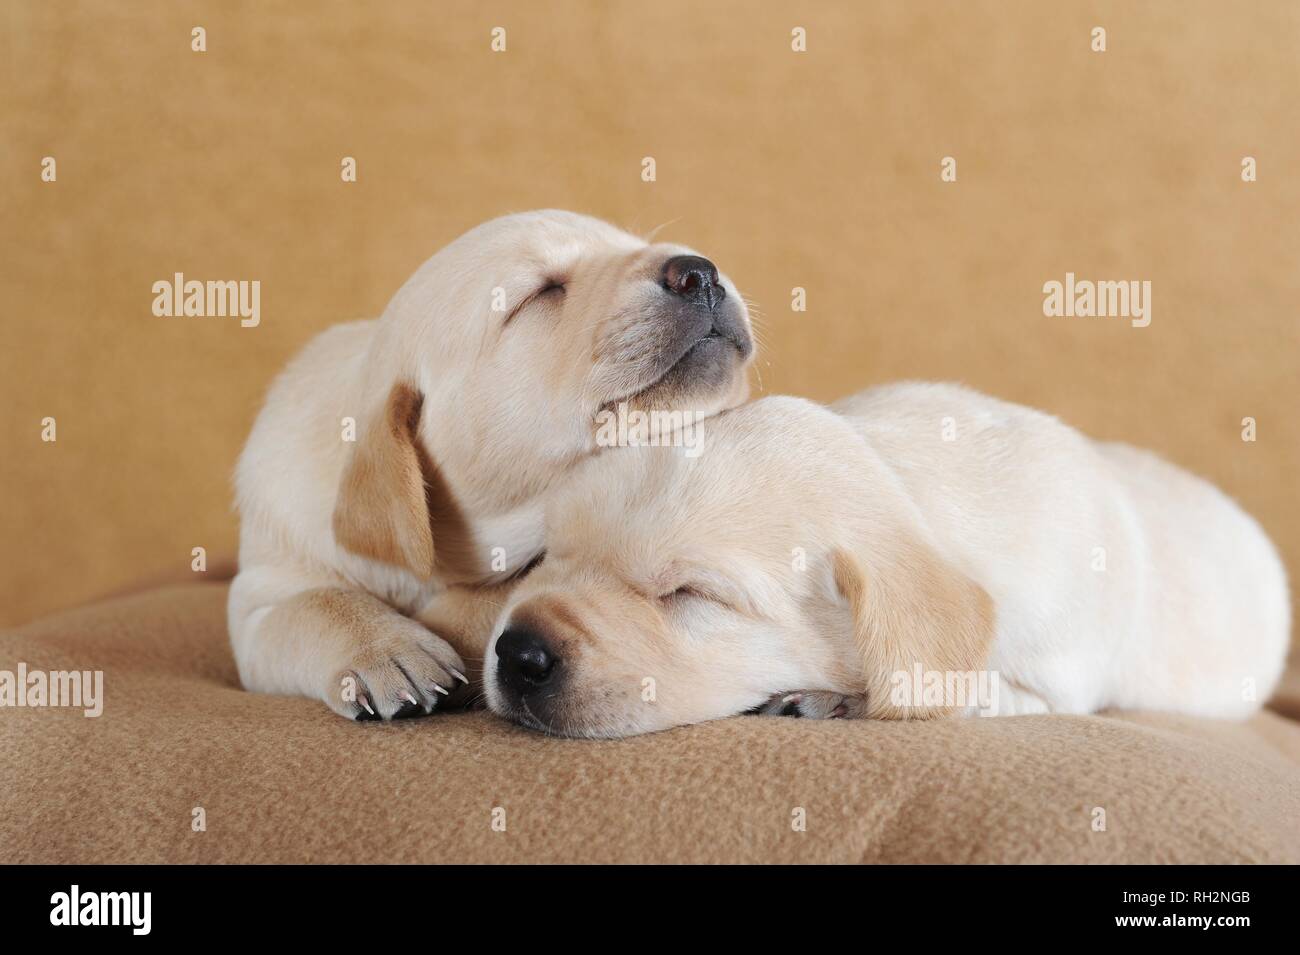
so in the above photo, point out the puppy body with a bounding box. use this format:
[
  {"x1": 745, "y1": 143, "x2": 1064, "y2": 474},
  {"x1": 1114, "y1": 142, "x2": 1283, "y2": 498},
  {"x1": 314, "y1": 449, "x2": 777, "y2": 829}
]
[
  {"x1": 832, "y1": 384, "x2": 1289, "y2": 718},
  {"x1": 229, "y1": 211, "x2": 753, "y2": 719},
  {"x1": 488, "y1": 385, "x2": 1289, "y2": 735}
]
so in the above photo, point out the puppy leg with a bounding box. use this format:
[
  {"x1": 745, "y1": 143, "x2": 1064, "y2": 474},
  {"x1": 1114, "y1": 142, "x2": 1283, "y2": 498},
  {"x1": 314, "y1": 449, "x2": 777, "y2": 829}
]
[
  {"x1": 230, "y1": 568, "x2": 468, "y2": 721},
  {"x1": 411, "y1": 579, "x2": 519, "y2": 703},
  {"x1": 755, "y1": 691, "x2": 870, "y2": 720}
]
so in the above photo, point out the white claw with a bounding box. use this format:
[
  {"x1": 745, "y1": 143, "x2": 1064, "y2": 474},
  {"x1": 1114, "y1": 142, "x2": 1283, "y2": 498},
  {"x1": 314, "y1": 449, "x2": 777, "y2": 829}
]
[
  {"x1": 782, "y1": 693, "x2": 801, "y2": 704},
  {"x1": 403, "y1": 692, "x2": 418, "y2": 705},
  {"x1": 431, "y1": 683, "x2": 449, "y2": 696},
  {"x1": 450, "y1": 668, "x2": 468, "y2": 684},
  {"x1": 359, "y1": 698, "x2": 375, "y2": 716}
]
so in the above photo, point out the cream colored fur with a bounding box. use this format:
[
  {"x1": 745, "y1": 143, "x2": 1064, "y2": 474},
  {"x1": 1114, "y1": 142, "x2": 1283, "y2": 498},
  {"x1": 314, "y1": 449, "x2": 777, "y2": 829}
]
[
  {"x1": 229, "y1": 210, "x2": 753, "y2": 719},
  {"x1": 486, "y1": 385, "x2": 1290, "y2": 736}
]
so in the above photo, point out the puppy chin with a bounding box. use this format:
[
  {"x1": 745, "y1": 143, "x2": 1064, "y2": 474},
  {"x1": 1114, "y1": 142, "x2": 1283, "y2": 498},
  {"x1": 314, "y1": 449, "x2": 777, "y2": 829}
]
[
  {"x1": 624, "y1": 334, "x2": 751, "y2": 415},
  {"x1": 485, "y1": 674, "x2": 658, "y2": 739}
]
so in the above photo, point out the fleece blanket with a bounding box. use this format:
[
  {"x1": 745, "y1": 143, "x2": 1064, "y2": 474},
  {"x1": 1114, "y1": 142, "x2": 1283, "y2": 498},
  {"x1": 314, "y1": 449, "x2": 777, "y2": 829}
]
[{"x1": 2, "y1": 582, "x2": 1298, "y2": 864}]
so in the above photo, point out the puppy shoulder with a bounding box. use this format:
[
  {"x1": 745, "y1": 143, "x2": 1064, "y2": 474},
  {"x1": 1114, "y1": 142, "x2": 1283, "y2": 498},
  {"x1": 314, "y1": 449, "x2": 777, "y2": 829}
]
[
  {"x1": 831, "y1": 380, "x2": 995, "y2": 418},
  {"x1": 235, "y1": 319, "x2": 378, "y2": 534},
  {"x1": 722, "y1": 394, "x2": 841, "y2": 433},
  {"x1": 268, "y1": 320, "x2": 378, "y2": 400},
  {"x1": 833, "y1": 380, "x2": 1086, "y2": 448}
]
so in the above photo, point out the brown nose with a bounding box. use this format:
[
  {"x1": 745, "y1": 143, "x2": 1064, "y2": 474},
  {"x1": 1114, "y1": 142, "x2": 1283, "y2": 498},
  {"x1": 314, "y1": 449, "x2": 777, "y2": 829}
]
[{"x1": 662, "y1": 254, "x2": 725, "y2": 309}]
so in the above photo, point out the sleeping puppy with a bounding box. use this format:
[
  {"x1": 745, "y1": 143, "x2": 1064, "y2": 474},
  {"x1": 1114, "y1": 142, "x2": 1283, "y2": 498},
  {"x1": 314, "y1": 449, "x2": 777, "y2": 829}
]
[
  {"x1": 484, "y1": 384, "x2": 1290, "y2": 737},
  {"x1": 229, "y1": 210, "x2": 753, "y2": 719}
]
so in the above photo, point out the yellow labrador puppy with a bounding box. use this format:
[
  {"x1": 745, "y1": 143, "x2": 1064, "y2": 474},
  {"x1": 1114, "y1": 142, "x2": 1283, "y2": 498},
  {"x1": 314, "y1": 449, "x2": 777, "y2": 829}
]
[
  {"x1": 485, "y1": 385, "x2": 1290, "y2": 737},
  {"x1": 229, "y1": 210, "x2": 753, "y2": 720}
]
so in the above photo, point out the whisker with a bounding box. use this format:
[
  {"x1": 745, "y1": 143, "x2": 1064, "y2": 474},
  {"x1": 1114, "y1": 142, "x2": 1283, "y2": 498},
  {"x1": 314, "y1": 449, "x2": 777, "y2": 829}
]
[{"x1": 643, "y1": 217, "x2": 683, "y2": 243}]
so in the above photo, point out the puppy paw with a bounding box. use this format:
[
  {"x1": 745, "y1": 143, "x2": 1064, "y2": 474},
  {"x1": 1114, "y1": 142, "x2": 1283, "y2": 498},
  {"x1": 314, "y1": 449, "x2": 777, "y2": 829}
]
[
  {"x1": 326, "y1": 621, "x2": 470, "y2": 722},
  {"x1": 755, "y1": 690, "x2": 867, "y2": 720}
]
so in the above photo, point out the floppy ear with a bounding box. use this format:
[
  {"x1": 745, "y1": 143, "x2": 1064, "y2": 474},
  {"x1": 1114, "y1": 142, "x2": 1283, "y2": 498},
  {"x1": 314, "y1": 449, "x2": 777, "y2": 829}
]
[
  {"x1": 332, "y1": 382, "x2": 436, "y2": 578},
  {"x1": 831, "y1": 536, "x2": 995, "y2": 720}
]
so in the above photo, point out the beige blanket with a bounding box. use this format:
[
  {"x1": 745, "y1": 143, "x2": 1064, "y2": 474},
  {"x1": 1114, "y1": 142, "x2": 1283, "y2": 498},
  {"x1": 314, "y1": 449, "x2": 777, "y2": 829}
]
[{"x1": 3, "y1": 583, "x2": 1298, "y2": 863}]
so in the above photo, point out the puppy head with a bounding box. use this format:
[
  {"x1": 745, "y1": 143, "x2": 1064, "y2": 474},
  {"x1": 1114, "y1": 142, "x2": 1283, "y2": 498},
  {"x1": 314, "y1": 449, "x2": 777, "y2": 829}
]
[
  {"x1": 333, "y1": 210, "x2": 754, "y2": 580},
  {"x1": 483, "y1": 397, "x2": 995, "y2": 737}
]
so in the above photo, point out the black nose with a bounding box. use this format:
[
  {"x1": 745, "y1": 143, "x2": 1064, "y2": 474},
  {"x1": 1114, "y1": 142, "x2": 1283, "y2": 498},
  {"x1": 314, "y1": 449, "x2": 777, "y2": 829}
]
[
  {"x1": 495, "y1": 627, "x2": 559, "y2": 695},
  {"x1": 662, "y1": 254, "x2": 725, "y2": 309}
]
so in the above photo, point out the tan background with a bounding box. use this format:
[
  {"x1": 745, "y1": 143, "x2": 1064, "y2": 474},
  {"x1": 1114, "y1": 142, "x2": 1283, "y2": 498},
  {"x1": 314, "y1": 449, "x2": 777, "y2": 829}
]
[{"x1": 3, "y1": 0, "x2": 1298, "y2": 634}]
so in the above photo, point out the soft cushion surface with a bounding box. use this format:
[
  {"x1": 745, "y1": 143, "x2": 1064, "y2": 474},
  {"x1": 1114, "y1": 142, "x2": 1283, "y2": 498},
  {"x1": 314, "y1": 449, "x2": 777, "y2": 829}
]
[{"x1": 3, "y1": 583, "x2": 1298, "y2": 864}]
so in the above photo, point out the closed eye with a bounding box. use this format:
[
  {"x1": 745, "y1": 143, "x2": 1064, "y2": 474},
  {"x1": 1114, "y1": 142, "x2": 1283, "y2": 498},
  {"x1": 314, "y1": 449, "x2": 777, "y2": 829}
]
[
  {"x1": 509, "y1": 550, "x2": 546, "y2": 582},
  {"x1": 504, "y1": 279, "x2": 566, "y2": 325},
  {"x1": 659, "y1": 584, "x2": 728, "y2": 608}
]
